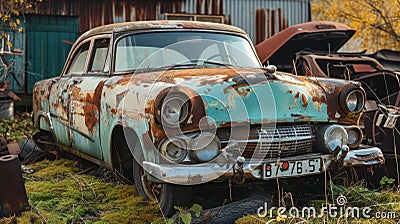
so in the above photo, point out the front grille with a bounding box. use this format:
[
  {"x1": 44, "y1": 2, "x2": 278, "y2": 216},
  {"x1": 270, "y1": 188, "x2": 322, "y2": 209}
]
[{"x1": 219, "y1": 125, "x2": 314, "y2": 158}]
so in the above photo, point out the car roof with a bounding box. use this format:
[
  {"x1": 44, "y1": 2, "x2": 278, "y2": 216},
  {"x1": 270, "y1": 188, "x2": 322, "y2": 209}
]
[{"x1": 78, "y1": 20, "x2": 247, "y2": 41}]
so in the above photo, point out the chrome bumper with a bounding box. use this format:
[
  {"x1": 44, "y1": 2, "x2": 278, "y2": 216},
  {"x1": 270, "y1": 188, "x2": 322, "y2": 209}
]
[
  {"x1": 143, "y1": 147, "x2": 384, "y2": 185},
  {"x1": 343, "y1": 145, "x2": 385, "y2": 166}
]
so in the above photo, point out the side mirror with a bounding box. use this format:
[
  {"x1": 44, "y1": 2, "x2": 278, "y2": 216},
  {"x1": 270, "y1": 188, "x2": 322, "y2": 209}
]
[{"x1": 265, "y1": 65, "x2": 277, "y2": 73}]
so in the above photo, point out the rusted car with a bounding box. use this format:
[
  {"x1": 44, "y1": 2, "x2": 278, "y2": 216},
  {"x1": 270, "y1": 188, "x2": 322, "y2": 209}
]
[
  {"x1": 255, "y1": 21, "x2": 399, "y2": 186},
  {"x1": 32, "y1": 20, "x2": 384, "y2": 215}
]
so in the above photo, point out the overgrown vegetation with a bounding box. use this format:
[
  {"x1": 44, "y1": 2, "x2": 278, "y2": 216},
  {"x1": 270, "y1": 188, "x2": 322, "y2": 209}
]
[
  {"x1": 0, "y1": 112, "x2": 33, "y2": 143},
  {"x1": 237, "y1": 180, "x2": 400, "y2": 223},
  {"x1": 0, "y1": 159, "x2": 164, "y2": 224},
  {"x1": 167, "y1": 204, "x2": 202, "y2": 224}
]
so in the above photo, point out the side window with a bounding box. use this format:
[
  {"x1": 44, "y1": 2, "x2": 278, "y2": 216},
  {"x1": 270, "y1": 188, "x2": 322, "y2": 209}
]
[
  {"x1": 89, "y1": 38, "x2": 111, "y2": 73},
  {"x1": 66, "y1": 42, "x2": 90, "y2": 75}
]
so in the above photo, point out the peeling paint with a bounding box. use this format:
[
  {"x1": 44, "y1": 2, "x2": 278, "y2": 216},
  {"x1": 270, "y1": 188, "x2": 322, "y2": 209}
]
[{"x1": 301, "y1": 93, "x2": 308, "y2": 107}]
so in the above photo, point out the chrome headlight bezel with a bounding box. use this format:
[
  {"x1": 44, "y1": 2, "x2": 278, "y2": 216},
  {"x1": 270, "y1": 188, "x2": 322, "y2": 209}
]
[
  {"x1": 344, "y1": 125, "x2": 363, "y2": 149},
  {"x1": 157, "y1": 92, "x2": 191, "y2": 128},
  {"x1": 159, "y1": 137, "x2": 188, "y2": 163},
  {"x1": 340, "y1": 88, "x2": 365, "y2": 114},
  {"x1": 317, "y1": 124, "x2": 348, "y2": 153},
  {"x1": 188, "y1": 133, "x2": 220, "y2": 163},
  {"x1": 159, "y1": 132, "x2": 221, "y2": 164}
]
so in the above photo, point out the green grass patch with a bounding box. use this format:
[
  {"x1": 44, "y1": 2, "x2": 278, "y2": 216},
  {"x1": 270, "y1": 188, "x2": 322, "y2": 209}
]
[
  {"x1": 236, "y1": 181, "x2": 400, "y2": 224},
  {"x1": 0, "y1": 159, "x2": 163, "y2": 224}
]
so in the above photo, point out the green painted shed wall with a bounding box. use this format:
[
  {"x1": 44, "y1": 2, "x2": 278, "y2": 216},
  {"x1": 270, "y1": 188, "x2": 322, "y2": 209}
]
[{"x1": 25, "y1": 15, "x2": 79, "y2": 94}]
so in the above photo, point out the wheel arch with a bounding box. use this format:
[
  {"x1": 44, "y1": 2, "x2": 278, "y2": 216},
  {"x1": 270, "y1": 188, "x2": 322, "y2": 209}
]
[
  {"x1": 109, "y1": 124, "x2": 140, "y2": 180},
  {"x1": 37, "y1": 113, "x2": 52, "y2": 132}
]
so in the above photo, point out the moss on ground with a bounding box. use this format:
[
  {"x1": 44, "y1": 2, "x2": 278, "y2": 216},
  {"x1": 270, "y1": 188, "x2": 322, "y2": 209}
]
[
  {"x1": 0, "y1": 159, "x2": 163, "y2": 224},
  {"x1": 236, "y1": 183, "x2": 400, "y2": 224}
]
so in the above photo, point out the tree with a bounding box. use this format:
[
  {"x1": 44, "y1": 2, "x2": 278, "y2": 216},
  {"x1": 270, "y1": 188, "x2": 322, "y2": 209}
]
[
  {"x1": 0, "y1": 0, "x2": 42, "y2": 49},
  {"x1": 312, "y1": 0, "x2": 400, "y2": 52},
  {"x1": 0, "y1": 0, "x2": 41, "y2": 96}
]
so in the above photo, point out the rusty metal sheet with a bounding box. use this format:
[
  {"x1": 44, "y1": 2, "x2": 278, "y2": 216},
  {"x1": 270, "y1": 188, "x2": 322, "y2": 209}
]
[
  {"x1": 0, "y1": 155, "x2": 29, "y2": 217},
  {"x1": 0, "y1": 137, "x2": 8, "y2": 157},
  {"x1": 255, "y1": 21, "x2": 355, "y2": 65},
  {"x1": 7, "y1": 143, "x2": 20, "y2": 155}
]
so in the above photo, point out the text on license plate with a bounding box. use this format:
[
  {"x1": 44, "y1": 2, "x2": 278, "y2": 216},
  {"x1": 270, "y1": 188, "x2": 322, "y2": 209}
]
[{"x1": 262, "y1": 158, "x2": 321, "y2": 179}]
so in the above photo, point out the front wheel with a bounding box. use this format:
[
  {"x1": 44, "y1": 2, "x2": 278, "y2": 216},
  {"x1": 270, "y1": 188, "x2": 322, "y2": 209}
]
[{"x1": 132, "y1": 144, "x2": 192, "y2": 216}]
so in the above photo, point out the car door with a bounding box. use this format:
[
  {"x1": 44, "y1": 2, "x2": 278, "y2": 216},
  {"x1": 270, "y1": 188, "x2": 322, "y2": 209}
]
[
  {"x1": 49, "y1": 40, "x2": 91, "y2": 147},
  {"x1": 69, "y1": 36, "x2": 111, "y2": 159}
]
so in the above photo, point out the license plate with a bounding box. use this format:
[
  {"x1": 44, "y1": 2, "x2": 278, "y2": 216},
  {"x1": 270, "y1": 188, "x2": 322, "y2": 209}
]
[{"x1": 262, "y1": 158, "x2": 321, "y2": 179}]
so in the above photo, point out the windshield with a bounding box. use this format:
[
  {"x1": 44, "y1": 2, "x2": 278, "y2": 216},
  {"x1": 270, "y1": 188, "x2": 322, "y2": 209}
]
[{"x1": 115, "y1": 31, "x2": 260, "y2": 72}]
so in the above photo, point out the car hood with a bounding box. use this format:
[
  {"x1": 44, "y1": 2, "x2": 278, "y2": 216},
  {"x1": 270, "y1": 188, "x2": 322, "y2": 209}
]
[
  {"x1": 134, "y1": 67, "x2": 332, "y2": 126},
  {"x1": 255, "y1": 21, "x2": 355, "y2": 67}
]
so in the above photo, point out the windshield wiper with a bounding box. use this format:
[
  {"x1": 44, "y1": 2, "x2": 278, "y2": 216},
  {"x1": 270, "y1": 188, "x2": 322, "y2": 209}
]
[
  {"x1": 201, "y1": 60, "x2": 239, "y2": 68},
  {"x1": 148, "y1": 60, "x2": 241, "y2": 72}
]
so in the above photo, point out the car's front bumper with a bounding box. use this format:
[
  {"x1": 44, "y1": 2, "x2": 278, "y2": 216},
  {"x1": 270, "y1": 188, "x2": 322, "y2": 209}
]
[{"x1": 143, "y1": 146, "x2": 384, "y2": 185}]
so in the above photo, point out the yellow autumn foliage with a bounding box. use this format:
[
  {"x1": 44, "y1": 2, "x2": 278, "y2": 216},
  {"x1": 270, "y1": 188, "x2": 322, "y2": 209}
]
[
  {"x1": 0, "y1": 0, "x2": 42, "y2": 47},
  {"x1": 312, "y1": 0, "x2": 400, "y2": 52}
]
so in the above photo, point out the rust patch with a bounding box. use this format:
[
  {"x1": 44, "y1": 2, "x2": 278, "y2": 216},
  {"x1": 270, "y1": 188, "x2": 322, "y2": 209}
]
[
  {"x1": 301, "y1": 93, "x2": 308, "y2": 107},
  {"x1": 188, "y1": 174, "x2": 203, "y2": 184},
  {"x1": 294, "y1": 92, "x2": 300, "y2": 99},
  {"x1": 111, "y1": 108, "x2": 117, "y2": 115},
  {"x1": 82, "y1": 80, "x2": 106, "y2": 134},
  {"x1": 312, "y1": 94, "x2": 326, "y2": 104},
  {"x1": 72, "y1": 86, "x2": 81, "y2": 97},
  {"x1": 324, "y1": 83, "x2": 360, "y2": 124},
  {"x1": 115, "y1": 76, "x2": 131, "y2": 86},
  {"x1": 144, "y1": 99, "x2": 155, "y2": 114},
  {"x1": 83, "y1": 103, "x2": 97, "y2": 133},
  {"x1": 149, "y1": 119, "x2": 165, "y2": 140},
  {"x1": 51, "y1": 101, "x2": 59, "y2": 108}
]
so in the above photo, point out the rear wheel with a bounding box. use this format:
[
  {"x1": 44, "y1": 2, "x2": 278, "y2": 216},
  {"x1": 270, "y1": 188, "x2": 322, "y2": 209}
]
[{"x1": 132, "y1": 142, "x2": 192, "y2": 216}]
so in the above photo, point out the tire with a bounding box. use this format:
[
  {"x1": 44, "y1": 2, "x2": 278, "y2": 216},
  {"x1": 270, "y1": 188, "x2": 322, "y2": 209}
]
[
  {"x1": 132, "y1": 142, "x2": 192, "y2": 216},
  {"x1": 19, "y1": 138, "x2": 42, "y2": 164},
  {"x1": 191, "y1": 192, "x2": 273, "y2": 224},
  {"x1": 290, "y1": 174, "x2": 326, "y2": 195}
]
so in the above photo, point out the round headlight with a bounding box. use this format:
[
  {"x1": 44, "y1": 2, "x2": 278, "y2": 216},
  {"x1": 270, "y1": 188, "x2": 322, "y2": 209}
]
[
  {"x1": 161, "y1": 94, "x2": 190, "y2": 127},
  {"x1": 345, "y1": 126, "x2": 363, "y2": 148},
  {"x1": 189, "y1": 133, "x2": 220, "y2": 163},
  {"x1": 160, "y1": 138, "x2": 187, "y2": 163},
  {"x1": 341, "y1": 89, "x2": 365, "y2": 113},
  {"x1": 317, "y1": 125, "x2": 348, "y2": 153}
]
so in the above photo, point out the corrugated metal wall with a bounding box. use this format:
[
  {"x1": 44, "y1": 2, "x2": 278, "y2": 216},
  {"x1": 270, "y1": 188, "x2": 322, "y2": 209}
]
[
  {"x1": 5, "y1": 0, "x2": 310, "y2": 93},
  {"x1": 30, "y1": 0, "x2": 185, "y2": 33},
  {"x1": 183, "y1": 0, "x2": 311, "y2": 42},
  {"x1": 29, "y1": 0, "x2": 310, "y2": 43}
]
